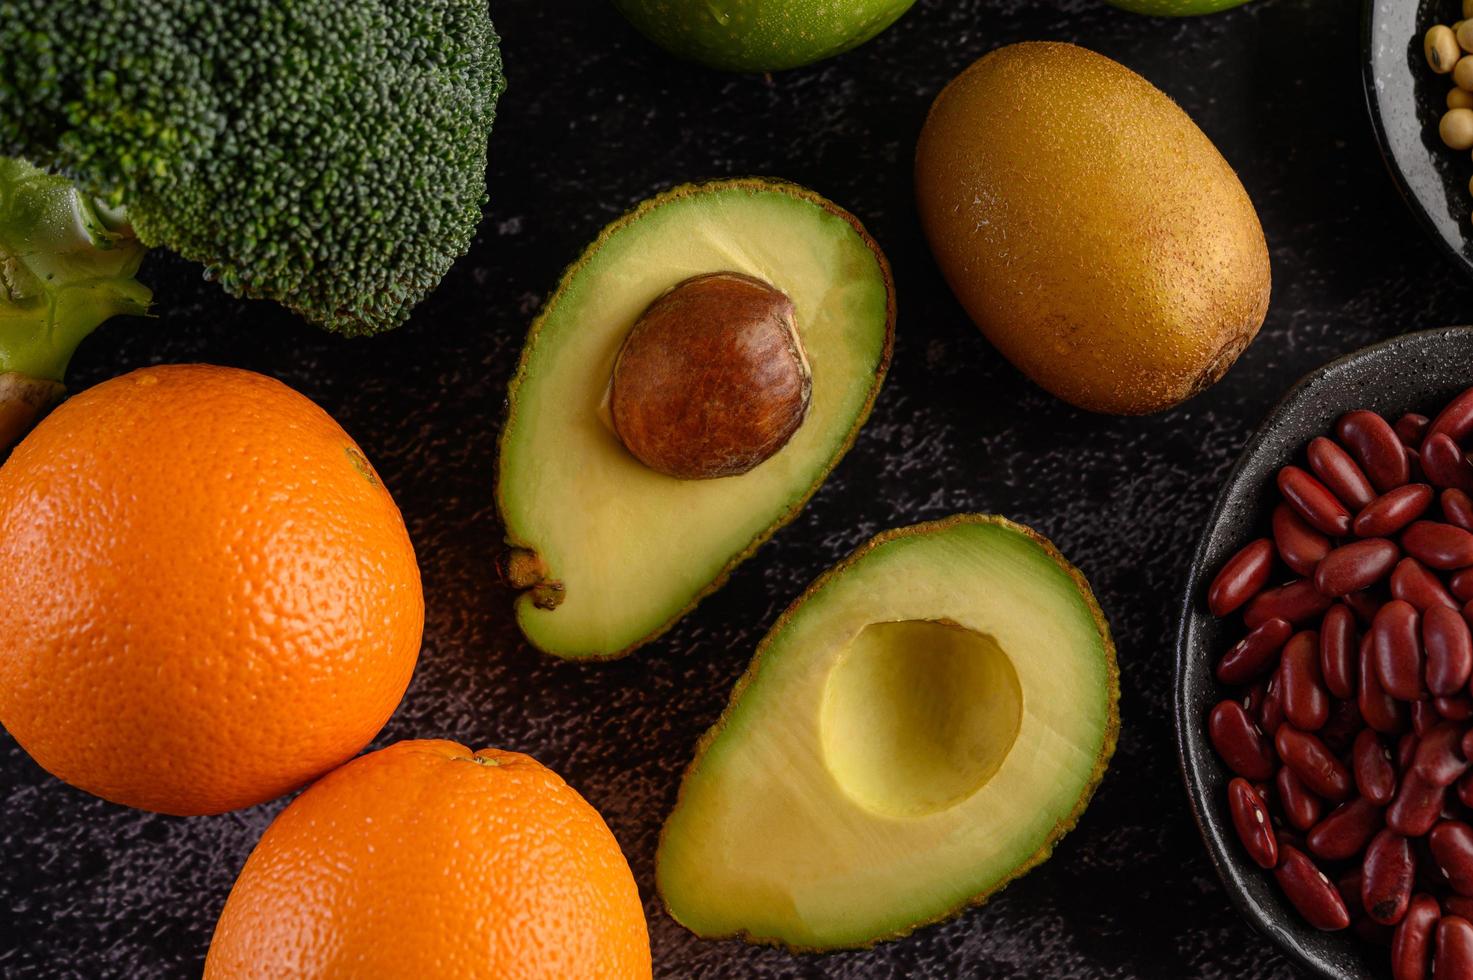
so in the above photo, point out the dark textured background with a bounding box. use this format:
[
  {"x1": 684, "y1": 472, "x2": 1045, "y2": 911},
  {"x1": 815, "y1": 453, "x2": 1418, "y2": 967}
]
[{"x1": 0, "y1": 0, "x2": 1456, "y2": 977}]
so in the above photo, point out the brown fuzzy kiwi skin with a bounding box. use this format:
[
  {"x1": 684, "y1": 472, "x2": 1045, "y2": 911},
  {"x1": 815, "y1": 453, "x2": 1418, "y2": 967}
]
[
  {"x1": 914, "y1": 42, "x2": 1270, "y2": 416},
  {"x1": 655, "y1": 514, "x2": 1122, "y2": 951},
  {"x1": 493, "y1": 177, "x2": 897, "y2": 661}
]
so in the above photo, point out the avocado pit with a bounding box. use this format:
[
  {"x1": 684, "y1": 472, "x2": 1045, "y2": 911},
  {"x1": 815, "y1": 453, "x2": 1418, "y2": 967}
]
[{"x1": 609, "y1": 271, "x2": 811, "y2": 480}]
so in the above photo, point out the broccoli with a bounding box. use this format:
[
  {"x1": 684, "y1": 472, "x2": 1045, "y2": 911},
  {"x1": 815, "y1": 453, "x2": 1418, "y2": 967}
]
[
  {"x1": 0, "y1": 158, "x2": 151, "y2": 446},
  {"x1": 0, "y1": 0, "x2": 505, "y2": 445}
]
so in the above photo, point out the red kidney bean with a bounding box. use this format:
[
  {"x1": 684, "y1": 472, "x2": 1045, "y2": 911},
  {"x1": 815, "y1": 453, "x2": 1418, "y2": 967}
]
[
  {"x1": 1309, "y1": 798, "x2": 1385, "y2": 861},
  {"x1": 1389, "y1": 773, "x2": 1447, "y2": 838},
  {"x1": 1428, "y1": 385, "x2": 1473, "y2": 443},
  {"x1": 1279, "y1": 764, "x2": 1327, "y2": 832},
  {"x1": 1275, "y1": 503, "x2": 1332, "y2": 576},
  {"x1": 1208, "y1": 537, "x2": 1275, "y2": 617},
  {"x1": 1279, "y1": 631, "x2": 1330, "y2": 731},
  {"x1": 1320, "y1": 604, "x2": 1359, "y2": 699},
  {"x1": 1274, "y1": 845, "x2": 1351, "y2": 930},
  {"x1": 1404, "y1": 521, "x2": 1473, "y2": 570},
  {"x1": 1430, "y1": 821, "x2": 1473, "y2": 896},
  {"x1": 1391, "y1": 893, "x2": 1440, "y2": 980},
  {"x1": 1402, "y1": 734, "x2": 1423, "y2": 772},
  {"x1": 1419, "y1": 433, "x2": 1473, "y2": 494},
  {"x1": 1435, "y1": 916, "x2": 1473, "y2": 979},
  {"x1": 1357, "y1": 484, "x2": 1437, "y2": 538},
  {"x1": 1309, "y1": 436, "x2": 1377, "y2": 510},
  {"x1": 1277, "y1": 725, "x2": 1353, "y2": 800},
  {"x1": 1447, "y1": 489, "x2": 1473, "y2": 533},
  {"x1": 1357, "y1": 729, "x2": 1399, "y2": 805},
  {"x1": 1279, "y1": 465, "x2": 1353, "y2": 536},
  {"x1": 1452, "y1": 569, "x2": 1473, "y2": 602},
  {"x1": 1426, "y1": 605, "x2": 1473, "y2": 696},
  {"x1": 1414, "y1": 700, "x2": 1442, "y2": 737},
  {"x1": 1394, "y1": 557, "x2": 1462, "y2": 612},
  {"x1": 1408, "y1": 447, "x2": 1426, "y2": 484},
  {"x1": 1365, "y1": 830, "x2": 1418, "y2": 924},
  {"x1": 1228, "y1": 777, "x2": 1279, "y2": 870},
  {"x1": 1341, "y1": 410, "x2": 1412, "y2": 493},
  {"x1": 1348, "y1": 589, "x2": 1387, "y2": 625},
  {"x1": 1398, "y1": 413, "x2": 1432, "y2": 447},
  {"x1": 1277, "y1": 830, "x2": 1308, "y2": 858},
  {"x1": 1459, "y1": 771, "x2": 1473, "y2": 810},
  {"x1": 1448, "y1": 895, "x2": 1473, "y2": 918},
  {"x1": 1245, "y1": 579, "x2": 1335, "y2": 629},
  {"x1": 1258, "y1": 677, "x2": 1287, "y2": 737},
  {"x1": 1209, "y1": 700, "x2": 1275, "y2": 781},
  {"x1": 1322, "y1": 698, "x2": 1364, "y2": 754},
  {"x1": 1317, "y1": 539, "x2": 1401, "y2": 597},
  {"x1": 1462, "y1": 728, "x2": 1473, "y2": 763},
  {"x1": 1416, "y1": 843, "x2": 1445, "y2": 893},
  {"x1": 1436, "y1": 695, "x2": 1473, "y2": 721},
  {"x1": 1362, "y1": 632, "x2": 1410, "y2": 735},
  {"x1": 1424, "y1": 840, "x2": 1452, "y2": 893},
  {"x1": 1374, "y1": 600, "x2": 1429, "y2": 701},
  {"x1": 1414, "y1": 724, "x2": 1471, "y2": 787},
  {"x1": 1217, "y1": 617, "x2": 1293, "y2": 685}
]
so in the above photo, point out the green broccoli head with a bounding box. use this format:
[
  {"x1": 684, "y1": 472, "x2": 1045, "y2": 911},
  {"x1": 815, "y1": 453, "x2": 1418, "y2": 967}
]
[{"x1": 0, "y1": 0, "x2": 506, "y2": 336}]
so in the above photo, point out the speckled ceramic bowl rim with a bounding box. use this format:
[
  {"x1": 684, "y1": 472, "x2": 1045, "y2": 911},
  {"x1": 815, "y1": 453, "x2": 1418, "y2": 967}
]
[{"x1": 1175, "y1": 326, "x2": 1473, "y2": 980}]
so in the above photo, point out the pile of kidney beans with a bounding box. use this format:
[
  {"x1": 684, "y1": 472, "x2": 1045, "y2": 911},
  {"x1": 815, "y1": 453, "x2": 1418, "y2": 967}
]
[{"x1": 1206, "y1": 389, "x2": 1473, "y2": 978}]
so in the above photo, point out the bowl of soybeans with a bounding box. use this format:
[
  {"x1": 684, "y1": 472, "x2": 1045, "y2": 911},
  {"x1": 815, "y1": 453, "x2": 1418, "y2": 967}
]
[{"x1": 1365, "y1": 0, "x2": 1473, "y2": 280}]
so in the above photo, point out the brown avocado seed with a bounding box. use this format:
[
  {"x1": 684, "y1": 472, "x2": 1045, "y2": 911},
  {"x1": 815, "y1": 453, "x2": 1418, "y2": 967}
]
[{"x1": 609, "y1": 271, "x2": 811, "y2": 480}]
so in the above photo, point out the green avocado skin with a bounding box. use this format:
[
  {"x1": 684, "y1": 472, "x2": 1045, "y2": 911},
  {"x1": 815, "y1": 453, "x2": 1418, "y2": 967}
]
[
  {"x1": 1107, "y1": 0, "x2": 1251, "y2": 14},
  {"x1": 612, "y1": 0, "x2": 917, "y2": 72}
]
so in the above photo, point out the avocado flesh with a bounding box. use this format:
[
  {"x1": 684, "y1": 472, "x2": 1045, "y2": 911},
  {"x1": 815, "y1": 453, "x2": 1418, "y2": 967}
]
[
  {"x1": 657, "y1": 516, "x2": 1119, "y2": 950},
  {"x1": 497, "y1": 180, "x2": 893, "y2": 659}
]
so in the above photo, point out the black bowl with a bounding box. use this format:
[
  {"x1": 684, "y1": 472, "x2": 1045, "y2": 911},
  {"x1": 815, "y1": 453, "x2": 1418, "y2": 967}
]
[
  {"x1": 1175, "y1": 326, "x2": 1473, "y2": 980},
  {"x1": 1364, "y1": 0, "x2": 1473, "y2": 280}
]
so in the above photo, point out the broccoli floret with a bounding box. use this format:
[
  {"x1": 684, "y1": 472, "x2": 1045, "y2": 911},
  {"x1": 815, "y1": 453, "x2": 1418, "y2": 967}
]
[
  {"x1": 0, "y1": 0, "x2": 506, "y2": 337},
  {"x1": 0, "y1": 157, "x2": 150, "y2": 446}
]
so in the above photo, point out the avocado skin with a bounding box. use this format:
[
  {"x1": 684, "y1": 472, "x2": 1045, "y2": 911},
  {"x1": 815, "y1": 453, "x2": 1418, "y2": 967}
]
[
  {"x1": 1106, "y1": 0, "x2": 1251, "y2": 14},
  {"x1": 611, "y1": 0, "x2": 918, "y2": 72},
  {"x1": 494, "y1": 178, "x2": 896, "y2": 660},
  {"x1": 656, "y1": 514, "x2": 1122, "y2": 951}
]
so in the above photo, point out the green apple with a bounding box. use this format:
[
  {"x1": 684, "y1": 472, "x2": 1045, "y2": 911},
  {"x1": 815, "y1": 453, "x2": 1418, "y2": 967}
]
[
  {"x1": 1106, "y1": 0, "x2": 1252, "y2": 14},
  {"x1": 611, "y1": 0, "x2": 918, "y2": 72}
]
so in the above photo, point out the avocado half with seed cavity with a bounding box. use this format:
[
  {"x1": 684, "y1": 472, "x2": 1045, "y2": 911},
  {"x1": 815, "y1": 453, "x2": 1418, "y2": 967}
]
[
  {"x1": 657, "y1": 515, "x2": 1120, "y2": 950},
  {"x1": 496, "y1": 179, "x2": 895, "y2": 659}
]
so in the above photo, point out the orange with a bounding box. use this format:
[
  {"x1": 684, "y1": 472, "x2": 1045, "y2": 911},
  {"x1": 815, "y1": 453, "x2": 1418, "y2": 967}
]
[
  {"x1": 204, "y1": 739, "x2": 653, "y2": 979},
  {"x1": 0, "y1": 364, "x2": 423, "y2": 815}
]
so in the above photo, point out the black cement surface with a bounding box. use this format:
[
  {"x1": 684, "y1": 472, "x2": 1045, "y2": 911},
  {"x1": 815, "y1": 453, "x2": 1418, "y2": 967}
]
[{"x1": 0, "y1": 1, "x2": 1453, "y2": 977}]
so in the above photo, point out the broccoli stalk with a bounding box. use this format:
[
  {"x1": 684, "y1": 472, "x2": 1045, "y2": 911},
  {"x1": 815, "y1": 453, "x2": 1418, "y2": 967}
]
[
  {"x1": 0, "y1": 0, "x2": 505, "y2": 446},
  {"x1": 0, "y1": 158, "x2": 150, "y2": 448}
]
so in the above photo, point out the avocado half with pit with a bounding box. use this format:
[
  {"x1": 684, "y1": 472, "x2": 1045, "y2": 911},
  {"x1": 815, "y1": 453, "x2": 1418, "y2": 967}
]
[
  {"x1": 496, "y1": 179, "x2": 895, "y2": 659},
  {"x1": 657, "y1": 515, "x2": 1120, "y2": 950}
]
